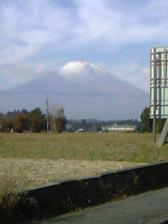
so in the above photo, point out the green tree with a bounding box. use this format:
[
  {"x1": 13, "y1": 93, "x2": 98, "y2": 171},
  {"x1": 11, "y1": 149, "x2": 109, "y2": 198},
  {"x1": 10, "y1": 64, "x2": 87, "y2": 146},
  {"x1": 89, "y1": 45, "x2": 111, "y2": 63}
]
[
  {"x1": 28, "y1": 108, "x2": 46, "y2": 132},
  {"x1": 140, "y1": 107, "x2": 166, "y2": 133},
  {"x1": 140, "y1": 107, "x2": 152, "y2": 132},
  {"x1": 0, "y1": 113, "x2": 4, "y2": 131},
  {"x1": 11, "y1": 114, "x2": 29, "y2": 133},
  {"x1": 0, "y1": 116, "x2": 13, "y2": 132}
]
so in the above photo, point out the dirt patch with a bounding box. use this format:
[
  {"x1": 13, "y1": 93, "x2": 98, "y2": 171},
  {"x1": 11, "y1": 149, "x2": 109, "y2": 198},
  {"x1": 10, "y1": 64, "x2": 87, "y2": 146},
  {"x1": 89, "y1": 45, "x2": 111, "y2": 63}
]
[{"x1": 0, "y1": 158, "x2": 146, "y2": 189}]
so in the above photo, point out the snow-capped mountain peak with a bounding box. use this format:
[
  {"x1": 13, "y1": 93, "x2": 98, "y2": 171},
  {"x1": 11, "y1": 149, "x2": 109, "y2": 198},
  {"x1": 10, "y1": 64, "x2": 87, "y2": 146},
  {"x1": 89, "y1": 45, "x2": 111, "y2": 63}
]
[{"x1": 59, "y1": 61, "x2": 103, "y2": 80}]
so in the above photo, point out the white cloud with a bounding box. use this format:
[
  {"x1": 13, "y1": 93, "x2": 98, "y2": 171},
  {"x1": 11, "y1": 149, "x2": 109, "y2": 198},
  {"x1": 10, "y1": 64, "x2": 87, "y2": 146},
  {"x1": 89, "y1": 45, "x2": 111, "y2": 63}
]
[
  {"x1": 71, "y1": 0, "x2": 168, "y2": 46},
  {"x1": 0, "y1": 0, "x2": 167, "y2": 86},
  {"x1": 72, "y1": 0, "x2": 123, "y2": 45},
  {"x1": 0, "y1": 62, "x2": 46, "y2": 82},
  {"x1": 1, "y1": 0, "x2": 168, "y2": 58},
  {"x1": 0, "y1": 0, "x2": 72, "y2": 61}
]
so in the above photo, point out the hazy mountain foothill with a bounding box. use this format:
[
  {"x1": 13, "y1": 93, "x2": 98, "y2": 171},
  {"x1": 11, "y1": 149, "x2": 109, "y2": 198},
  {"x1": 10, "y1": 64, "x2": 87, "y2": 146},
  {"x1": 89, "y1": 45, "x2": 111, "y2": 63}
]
[{"x1": 0, "y1": 61, "x2": 148, "y2": 120}]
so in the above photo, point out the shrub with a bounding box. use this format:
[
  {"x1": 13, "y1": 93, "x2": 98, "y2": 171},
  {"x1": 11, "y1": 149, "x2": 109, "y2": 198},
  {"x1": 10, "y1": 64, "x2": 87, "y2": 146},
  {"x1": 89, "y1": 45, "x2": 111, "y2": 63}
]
[{"x1": 0, "y1": 174, "x2": 39, "y2": 222}]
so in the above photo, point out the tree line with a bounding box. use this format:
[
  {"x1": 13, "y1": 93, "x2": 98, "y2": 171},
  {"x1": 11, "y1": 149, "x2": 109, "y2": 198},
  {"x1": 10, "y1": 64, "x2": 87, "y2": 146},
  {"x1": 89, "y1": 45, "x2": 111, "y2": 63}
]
[
  {"x1": 0, "y1": 107, "x2": 66, "y2": 133},
  {"x1": 0, "y1": 106, "x2": 161, "y2": 134}
]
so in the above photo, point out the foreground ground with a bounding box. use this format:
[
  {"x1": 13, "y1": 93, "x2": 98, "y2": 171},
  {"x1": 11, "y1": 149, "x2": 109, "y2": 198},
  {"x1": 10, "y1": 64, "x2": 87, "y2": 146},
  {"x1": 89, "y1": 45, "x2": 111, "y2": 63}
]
[{"x1": 0, "y1": 132, "x2": 167, "y2": 190}]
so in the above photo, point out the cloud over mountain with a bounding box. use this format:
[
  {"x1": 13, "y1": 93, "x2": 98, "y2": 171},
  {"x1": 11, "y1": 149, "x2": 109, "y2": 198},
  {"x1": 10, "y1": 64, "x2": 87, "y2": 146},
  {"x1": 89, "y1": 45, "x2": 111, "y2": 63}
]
[{"x1": 0, "y1": 0, "x2": 166, "y2": 91}]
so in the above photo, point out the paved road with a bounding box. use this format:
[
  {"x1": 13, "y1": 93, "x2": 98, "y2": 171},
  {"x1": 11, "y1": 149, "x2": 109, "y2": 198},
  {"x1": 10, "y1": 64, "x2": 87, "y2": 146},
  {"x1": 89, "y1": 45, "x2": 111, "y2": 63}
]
[{"x1": 42, "y1": 188, "x2": 168, "y2": 224}]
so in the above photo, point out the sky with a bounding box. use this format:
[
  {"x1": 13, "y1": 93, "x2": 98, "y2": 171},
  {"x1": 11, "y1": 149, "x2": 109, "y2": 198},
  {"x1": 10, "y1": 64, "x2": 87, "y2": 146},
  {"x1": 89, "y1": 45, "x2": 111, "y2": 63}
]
[{"x1": 0, "y1": 0, "x2": 168, "y2": 91}]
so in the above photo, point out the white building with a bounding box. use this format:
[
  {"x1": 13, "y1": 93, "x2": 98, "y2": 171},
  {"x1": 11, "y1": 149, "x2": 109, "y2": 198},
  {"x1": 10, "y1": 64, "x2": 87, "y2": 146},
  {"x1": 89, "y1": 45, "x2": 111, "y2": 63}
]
[{"x1": 102, "y1": 124, "x2": 137, "y2": 132}]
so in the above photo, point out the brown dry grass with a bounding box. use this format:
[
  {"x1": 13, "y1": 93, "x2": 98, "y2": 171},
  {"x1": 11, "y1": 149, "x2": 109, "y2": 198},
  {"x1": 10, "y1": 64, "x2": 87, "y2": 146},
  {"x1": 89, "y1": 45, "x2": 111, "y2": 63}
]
[{"x1": 0, "y1": 158, "x2": 145, "y2": 189}]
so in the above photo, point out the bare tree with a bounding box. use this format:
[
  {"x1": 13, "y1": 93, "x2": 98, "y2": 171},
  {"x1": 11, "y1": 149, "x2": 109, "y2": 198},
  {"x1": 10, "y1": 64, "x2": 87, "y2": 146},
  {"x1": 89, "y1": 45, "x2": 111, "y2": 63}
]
[{"x1": 49, "y1": 107, "x2": 66, "y2": 133}]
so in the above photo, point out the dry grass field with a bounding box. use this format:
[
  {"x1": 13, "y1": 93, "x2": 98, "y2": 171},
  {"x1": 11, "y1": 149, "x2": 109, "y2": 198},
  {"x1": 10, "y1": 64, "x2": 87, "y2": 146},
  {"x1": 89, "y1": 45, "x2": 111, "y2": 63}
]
[
  {"x1": 0, "y1": 131, "x2": 167, "y2": 220},
  {"x1": 0, "y1": 132, "x2": 167, "y2": 190},
  {"x1": 0, "y1": 158, "x2": 145, "y2": 190},
  {"x1": 0, "y1": 132, "x2": 163, "y2": 161}
]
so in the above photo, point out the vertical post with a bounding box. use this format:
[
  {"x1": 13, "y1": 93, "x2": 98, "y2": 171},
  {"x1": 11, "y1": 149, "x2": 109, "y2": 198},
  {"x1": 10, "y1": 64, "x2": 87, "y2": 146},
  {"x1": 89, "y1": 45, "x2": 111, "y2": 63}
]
[
  {"x1": 153, "y1": 48, "x2": 157, "y2": 142},
  {"x1": 46, "y1": 92, "x2": 49, "y2": 132},
  {"x1": 164, "y1": 48, "x2": 167, "y2": 84}
]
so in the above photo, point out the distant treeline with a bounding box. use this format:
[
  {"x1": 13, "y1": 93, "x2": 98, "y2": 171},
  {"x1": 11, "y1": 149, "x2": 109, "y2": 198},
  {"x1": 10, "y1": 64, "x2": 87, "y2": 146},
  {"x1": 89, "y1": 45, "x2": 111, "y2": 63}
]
[
  {"x1": 0, "y1": 106, "x2": 158, "y2": 133},
  {"x1": 0, "y1": 107, "x2": 66, "y2": 133}
]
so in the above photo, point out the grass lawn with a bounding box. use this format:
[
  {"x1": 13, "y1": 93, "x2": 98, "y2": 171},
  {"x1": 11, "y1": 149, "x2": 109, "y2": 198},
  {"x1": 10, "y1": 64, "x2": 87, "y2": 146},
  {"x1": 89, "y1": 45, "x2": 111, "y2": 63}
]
[{"x1": 0, "y1": 132, "x2": 166, "y2": 162}]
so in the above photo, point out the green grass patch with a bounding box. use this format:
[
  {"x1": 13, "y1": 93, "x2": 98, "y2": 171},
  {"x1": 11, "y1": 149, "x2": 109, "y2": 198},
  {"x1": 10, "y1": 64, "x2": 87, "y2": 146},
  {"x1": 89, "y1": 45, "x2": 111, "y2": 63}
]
[{"x1": 0, "y1": 132, "x2": 166, "y2": 162}]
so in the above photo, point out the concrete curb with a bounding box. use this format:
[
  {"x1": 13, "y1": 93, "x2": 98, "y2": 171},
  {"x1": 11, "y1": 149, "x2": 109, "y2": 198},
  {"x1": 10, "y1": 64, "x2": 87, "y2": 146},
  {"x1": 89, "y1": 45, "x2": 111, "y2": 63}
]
[{"x1": 25, "y1": 161, "x2": 168, "y2": 218}]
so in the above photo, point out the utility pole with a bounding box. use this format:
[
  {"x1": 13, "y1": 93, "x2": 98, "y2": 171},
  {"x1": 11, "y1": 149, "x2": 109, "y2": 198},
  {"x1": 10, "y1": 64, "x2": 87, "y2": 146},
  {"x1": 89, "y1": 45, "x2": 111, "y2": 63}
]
[{"x1": 46, "y1": 92, "x2": 49, "y2": 132}]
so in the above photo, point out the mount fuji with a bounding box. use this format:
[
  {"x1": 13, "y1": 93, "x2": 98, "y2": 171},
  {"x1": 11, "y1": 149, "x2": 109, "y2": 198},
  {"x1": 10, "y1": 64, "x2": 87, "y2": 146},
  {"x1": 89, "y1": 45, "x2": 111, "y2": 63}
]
[{"x1": 0, "y1": 61, "x2": 149, "y2": 120}]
